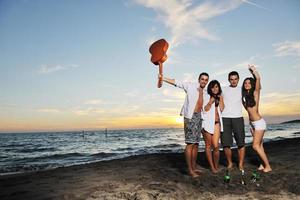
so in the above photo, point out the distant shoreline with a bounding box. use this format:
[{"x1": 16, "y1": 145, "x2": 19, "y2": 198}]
[
  {"x1": 281, "y1": 119, "x2": 300, "y2": 124},
  {"x1": 1, "y1": 119, "x2": 300, "y2": 133}
]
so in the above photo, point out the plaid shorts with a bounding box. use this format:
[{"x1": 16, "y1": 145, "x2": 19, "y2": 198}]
[{"x1": 184, "y1": 112, "x2": 202, "y2": 144}]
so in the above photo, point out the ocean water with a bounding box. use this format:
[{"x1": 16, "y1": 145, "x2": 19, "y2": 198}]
[{"x1": 0, "y1": 123, "x2": 299, "y2": 176}]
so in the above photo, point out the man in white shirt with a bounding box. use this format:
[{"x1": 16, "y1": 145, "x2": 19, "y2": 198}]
[
  {"x1": 161, "y1": 73, "x2": 209, "y2": 178},
  {"x1": 221, "y1": 71, "x2": 245, "y2": 170}
]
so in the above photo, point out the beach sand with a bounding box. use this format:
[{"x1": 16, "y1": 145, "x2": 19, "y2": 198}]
[{"x1": 1, "y1": 137, "x2": 299, "y2": 200}]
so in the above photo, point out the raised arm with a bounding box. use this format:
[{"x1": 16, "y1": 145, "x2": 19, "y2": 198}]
[
  {"x1": 158, "y1": 74, "x2": 175, "y2": 86},
  {"x1": 248, "y1": 64, "x2": 261, "y2": 92}
]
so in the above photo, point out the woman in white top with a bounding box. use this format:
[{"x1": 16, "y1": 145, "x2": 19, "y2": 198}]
[
  {"x1": 202, "y1": 80, "x2": 224, "y2": 173},
  {"x1": 242, "y1": 65, "x2": 272, "y2": 172}
]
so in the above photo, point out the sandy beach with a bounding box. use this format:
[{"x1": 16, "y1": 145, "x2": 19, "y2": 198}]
[{"x1": 1, "y1": 136, "x2": 299, "y2": 200}]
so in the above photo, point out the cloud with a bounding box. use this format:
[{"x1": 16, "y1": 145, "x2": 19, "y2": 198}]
[
  {"x1": 241, "y1": 0, "x2": 270, "y2": 11},
  {"x1": 183, "y1": 73, "x2": 197, "y2": 82},
  {"x1": 38, "y1": 64, "x2": 78, "y2": 74},
  {"x1": 162, "y1": 88, "x2": 185, "y2": 99},
  {"x1": 212, "y1": 56, "x2": 258, "y2": 77},
  {"x1": 72, "y1": 107, "x2": 105, "y2": 116},
  {"x1": 135, "y1": 0, "x2": 243, "y2": 47},
  {"x1": 273, "y1": 41, "x2": 300, "y2": 57},
  {"x1": 72, "y1": 103, "x2": 140, "y2": 117},
  {"x1": 84, "y1": 99, "x2": 106, "y2": 105},
  {"x1": 261, "y1": 92, "x2": 300, "y2": 116},
  {"x1": 292, "y1": 64, "x2": 300, "y2": 69},
  {"x1": 161, "y1": 99, "x2": 183, "y2": 103},
  {"x1": 125, "y1": 90, "x2": 140, "y2": 97},
  {"x1": 37, "y1": 108, "x2": 62, "y2": 113}
]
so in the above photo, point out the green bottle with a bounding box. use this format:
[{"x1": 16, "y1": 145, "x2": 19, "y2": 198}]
[
  {"x1": 251, "y1": 170, "x2": 260, "y2": 183},
  {"x1": 224, "y1": 170, "x2": 230, "y2": 183}
]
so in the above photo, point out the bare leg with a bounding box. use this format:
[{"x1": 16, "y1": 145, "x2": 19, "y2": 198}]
[
  {"x1": 185, "y1": 144, "x2": 199, "y2": 177},
  {"x1": 250, "y1": 127, "x2": 264, "y2": 171},
  {"x1": 258, "y1": 143, "x2": 265, "y2": 170},
  {"x1": 212, "y1": 124, "x2": 220, "y2": 171},
  {"x1": 252, "y1": 130, "x2": 272, "y2": 173},
  {"x1": 202, "y1": 131, "x2": 217, "y2": 173},
  {"x1": 192, "y1": 144, "x2": 200, "y2": 172},
  {"x1": 224, "y1": 147, "x2": 233, "y2": 169},
  {"x1": 238, "y1": 146, "x2": 245, "y2": 170},
  {"x1": 192, "y1": 144, "x2": 203, "y2": 174}
]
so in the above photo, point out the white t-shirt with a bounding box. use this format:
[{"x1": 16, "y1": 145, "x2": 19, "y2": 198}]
[
  {"x1": 222, "y1": 86, "x2": 243, "y2": 118},
  {"x1": 174, "y1": 81, "x2": 201, "y2": 119}
]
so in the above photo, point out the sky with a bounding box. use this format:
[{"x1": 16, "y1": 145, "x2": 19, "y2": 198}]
[{"x1": 0, "y1": 0, "x2": 300, "y2": 132}]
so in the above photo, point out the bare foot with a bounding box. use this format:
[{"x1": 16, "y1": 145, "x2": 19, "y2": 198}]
[
  {"x1": 227, "y1": 163, "x2": 233, "y2": 170},
  {"x1": 211, "y1": 168, "x2": 218, "y2": 174},
  {"x1": 263, "y1": 167, "x2": 272, "y2": 173},
  {"x1": 194, "y1": 169, "x2": 203, "y2": 175},
  {"x1": 196, "y1": 164, "x2": 202, "y2": 169},
  {"x1": 258, "y1": 164, "x2": 264, "y2": 171},
  {"x1": 196, "y1": 164, "x2": 204, "y2": 171},
  {"x1": 239, "y1": 164, "x2": 244, "y2": 171},
  {"x1": 189, "y1": 172, "x2": 200, "y2": 178}
]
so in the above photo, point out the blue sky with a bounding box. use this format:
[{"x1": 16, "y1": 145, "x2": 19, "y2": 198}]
[{"x1": 0, "y1": 0, "x2": 300, "y2": 132}]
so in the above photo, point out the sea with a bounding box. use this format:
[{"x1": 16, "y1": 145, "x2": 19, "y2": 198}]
[{"x1": 0, "y1": 123, "x2": 300, "y2": 176}]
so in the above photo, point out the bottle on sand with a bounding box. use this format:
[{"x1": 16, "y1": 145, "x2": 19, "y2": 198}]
[{"x1": 224, "y1": 170, "x2": 230, "y2": 183}]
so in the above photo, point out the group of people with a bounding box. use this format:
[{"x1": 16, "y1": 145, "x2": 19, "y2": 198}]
[{"x1": 161, "y1": 65, "x2": 272, "y2": 178}]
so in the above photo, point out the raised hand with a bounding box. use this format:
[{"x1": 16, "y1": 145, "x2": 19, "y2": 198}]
[
  {"x1": 149, "y1": 39, "x2": 168, "y2": 88},
  {"x1": 248, "y1": 64, "x2": 257, "y2": 73},
  {"x1": 158, "y1": 73, "x2": 163, "y2": 88}
]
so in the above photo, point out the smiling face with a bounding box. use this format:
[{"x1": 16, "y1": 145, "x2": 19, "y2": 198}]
[
  {"x1": 211, "y1": 84, "x2": 219, "y2": 95},
  {"x1": 243, "y1": 79, "x2": 252, "y2": 90},
  {"x1": 199, "y1": 75, "x2": 209, "y2": 88},
  {"x1": 229, "y1": 75, "x2": 239, "y2": 87},
  {"x1": 207, "y1": 80, "x2": 222, "y2": 97}
]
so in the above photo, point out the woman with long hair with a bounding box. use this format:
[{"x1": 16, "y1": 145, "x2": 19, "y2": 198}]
[
  {"x1": 242, "y1": 65, "x2": 272, "y2": 173},
  {"x1": 202, "y1": 80, "x2": 224, "y2": 173}
]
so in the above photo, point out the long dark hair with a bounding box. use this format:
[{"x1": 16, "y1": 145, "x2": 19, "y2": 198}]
[
  {"x1": 242, "y1": 77, "x2": 256, "y2": 107},
  {"x1": 207, "y1": 80, "x2": 222, "y2": 97},
  {"x1": 207, "y1": 80, "x2": 222, "y2": 106}
]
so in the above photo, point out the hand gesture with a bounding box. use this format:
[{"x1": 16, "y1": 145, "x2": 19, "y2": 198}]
[
  {"x1": 158, "y1": 73, "x2": 163, "y2": 88},
  {"x1": 248, "y1": 64, "x2": 257, "y2": 73},
  {"x1": 158, "y1": 73, "x2": 163, "y2": 80}
]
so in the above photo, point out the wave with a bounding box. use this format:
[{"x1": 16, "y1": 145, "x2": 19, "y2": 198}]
[
  {"x1": 151, "y1": 143, "x2": 182, "y2": 149},
  {"x1": 113, "y1": 147, "x2": 135, "y2": 152},
  {"x1": 0, "y1": 152, "x2": 120, "y2": 175},
  {"x1": 0, "y1": 163, "x2": 64, "y2": 175},
  {"x1": 267, "y1": 128, "x2": 285, "y2": 131},
  {"x1": 18, "y1": 147, "x2": 59, "y2": 153},
  {"x1": 91, "y1": 152, "x2": 117, "y2": 158}
]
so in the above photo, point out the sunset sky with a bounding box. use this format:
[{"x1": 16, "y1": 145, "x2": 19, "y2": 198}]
[{"x1": 0, "y1": 0, "x2": 300, "y2": 132}]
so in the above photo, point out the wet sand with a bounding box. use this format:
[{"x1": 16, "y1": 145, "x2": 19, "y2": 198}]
[{"x1": 1, "y1": 137, "x2": 299, "y2": 200}]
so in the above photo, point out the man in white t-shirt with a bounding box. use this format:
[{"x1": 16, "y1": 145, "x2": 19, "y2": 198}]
[
  {"x1": 161, "y1": 72, "x2": 209, "y2": 178},
  {"x1": 221, "y1": 71, "x2": 245, "y2": 170}
]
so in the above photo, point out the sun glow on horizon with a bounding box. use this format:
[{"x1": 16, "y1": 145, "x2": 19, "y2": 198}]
[{"x1": 175, "y1": 116, "x2": 184, "y2": 124}]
